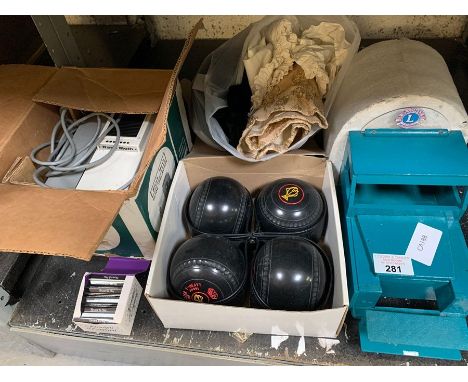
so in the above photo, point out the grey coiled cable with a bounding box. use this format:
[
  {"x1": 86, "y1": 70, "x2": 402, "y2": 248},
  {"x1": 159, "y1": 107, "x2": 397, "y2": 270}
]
[{"x1": 30, "y1": 108, "x2": 122, "y2": 188}]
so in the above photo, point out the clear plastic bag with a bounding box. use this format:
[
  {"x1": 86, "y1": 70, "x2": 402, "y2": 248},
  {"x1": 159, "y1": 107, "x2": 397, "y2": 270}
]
[{"x1": 191, "y1": 16, "x2": 360, "y2": 162}]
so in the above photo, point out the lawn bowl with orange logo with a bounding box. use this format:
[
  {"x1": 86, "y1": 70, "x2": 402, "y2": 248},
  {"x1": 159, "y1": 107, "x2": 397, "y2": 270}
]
[{"x1": 255, "y1": 178, "x2": 327, "y2": 241}]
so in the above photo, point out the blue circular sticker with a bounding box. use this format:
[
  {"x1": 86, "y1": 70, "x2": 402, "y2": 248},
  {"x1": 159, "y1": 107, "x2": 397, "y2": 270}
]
[{"x1": 396, "y1": 108, "x2": 426, "y2": 128}]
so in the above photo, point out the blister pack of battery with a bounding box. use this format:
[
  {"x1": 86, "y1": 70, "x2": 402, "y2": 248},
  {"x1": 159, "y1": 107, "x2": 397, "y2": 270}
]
[{"x1": 73, "y1": 257, "x2": 150, "y2": 335}]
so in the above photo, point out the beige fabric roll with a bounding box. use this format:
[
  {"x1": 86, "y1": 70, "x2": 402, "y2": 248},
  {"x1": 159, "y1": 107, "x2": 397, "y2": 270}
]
[
  {"x1": 240, "y1": 18, "x2": 349, "y2": 159},
  {"x1": 238, "y1": 64, "x2": 327, "y2": 159}
]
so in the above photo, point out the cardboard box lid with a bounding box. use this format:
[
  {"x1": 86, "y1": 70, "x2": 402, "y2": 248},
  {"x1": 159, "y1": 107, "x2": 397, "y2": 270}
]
[
  {"x1": 0, "y1": 184, "x2": 126, "y2": 260},
  {"x1": 0, "y1": 65, "x2": 57, "y2": 150},
  {"x1": 132, "y1": 20, "x2": 204, "y2": 191},
  {"x1": 33, "y1": 67, "x2": 172, "y2": 114}
]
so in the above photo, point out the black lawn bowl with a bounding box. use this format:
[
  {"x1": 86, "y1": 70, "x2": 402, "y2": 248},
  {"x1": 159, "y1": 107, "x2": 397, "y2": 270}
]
[
  {"x1": 255, "y1": 178, "x2": 326, "y2": 241},
  {"x1": 187, "y1": 176, "x2": 252, "y2": 235},
  {"x1": 250, "y1": 236, "x2": 333, "y2": 311},
  {"x1": 168, "y1": 235, "x2": 248, "y2": 306}
]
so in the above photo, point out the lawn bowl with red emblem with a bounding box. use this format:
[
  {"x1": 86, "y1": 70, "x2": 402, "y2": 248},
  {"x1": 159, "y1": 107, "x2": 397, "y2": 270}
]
[
  {"x1": 255, "y1": 178, "x2": 327, "y2": 241},
  {"x1": 168, "y1": 235, "x2": 248, "y2": 306}
]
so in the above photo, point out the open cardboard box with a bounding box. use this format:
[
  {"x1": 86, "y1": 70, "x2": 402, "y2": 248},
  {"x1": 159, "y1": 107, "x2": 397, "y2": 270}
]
[
  {"x1": 0, "y1": 21, "x2": 202, "y2": 261},
  {"x1": 145, "y1": 150, "x2": 349, "y2": 337}
]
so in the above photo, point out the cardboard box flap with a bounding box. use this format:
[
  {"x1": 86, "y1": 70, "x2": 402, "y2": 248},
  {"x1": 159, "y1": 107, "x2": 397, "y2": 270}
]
[
  {"x1": 184, "y1": 154, "x2": 327, "y2": 204},
  {"x1": 0, "y1": 65, "x2": 57, "y2": 148},
  {"x1": 33, "y1": 67, "x2": 173, "y2": 114},
  {"x1": 132, "y1": 19, "x2": 205, "y2": 192},
  {"x1": 185, "y1": 153, "x2": 327, "y2": 179},
  {"x1": 0, "y1": 64, "x2": 57, "y2": 100},
  {"x1": 0, "y1": 184, "x2": 126, "y2": 260}
]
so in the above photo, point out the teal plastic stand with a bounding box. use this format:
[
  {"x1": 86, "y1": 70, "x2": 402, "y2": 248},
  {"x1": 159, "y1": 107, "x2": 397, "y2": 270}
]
[{"x1": 339, "y1": 129, "x2": 468, "y2": 360}]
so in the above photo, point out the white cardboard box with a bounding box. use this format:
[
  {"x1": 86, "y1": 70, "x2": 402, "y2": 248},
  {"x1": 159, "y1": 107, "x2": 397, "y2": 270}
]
[
  {"x1": 73, "y1": 274, "x2": 142, "y2": 336},
  {"x1": 145, "y1": 153, "x2": 349, "y2": 337}
]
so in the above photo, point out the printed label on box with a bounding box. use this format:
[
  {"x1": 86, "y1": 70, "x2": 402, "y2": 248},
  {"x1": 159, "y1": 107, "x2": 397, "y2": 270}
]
[
  {"x1": 373, "y1": 253, "x2": 414, "y2": 276},
  {"x1": 405, "y1": 223, "x2": 442, "y2": 266}
]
